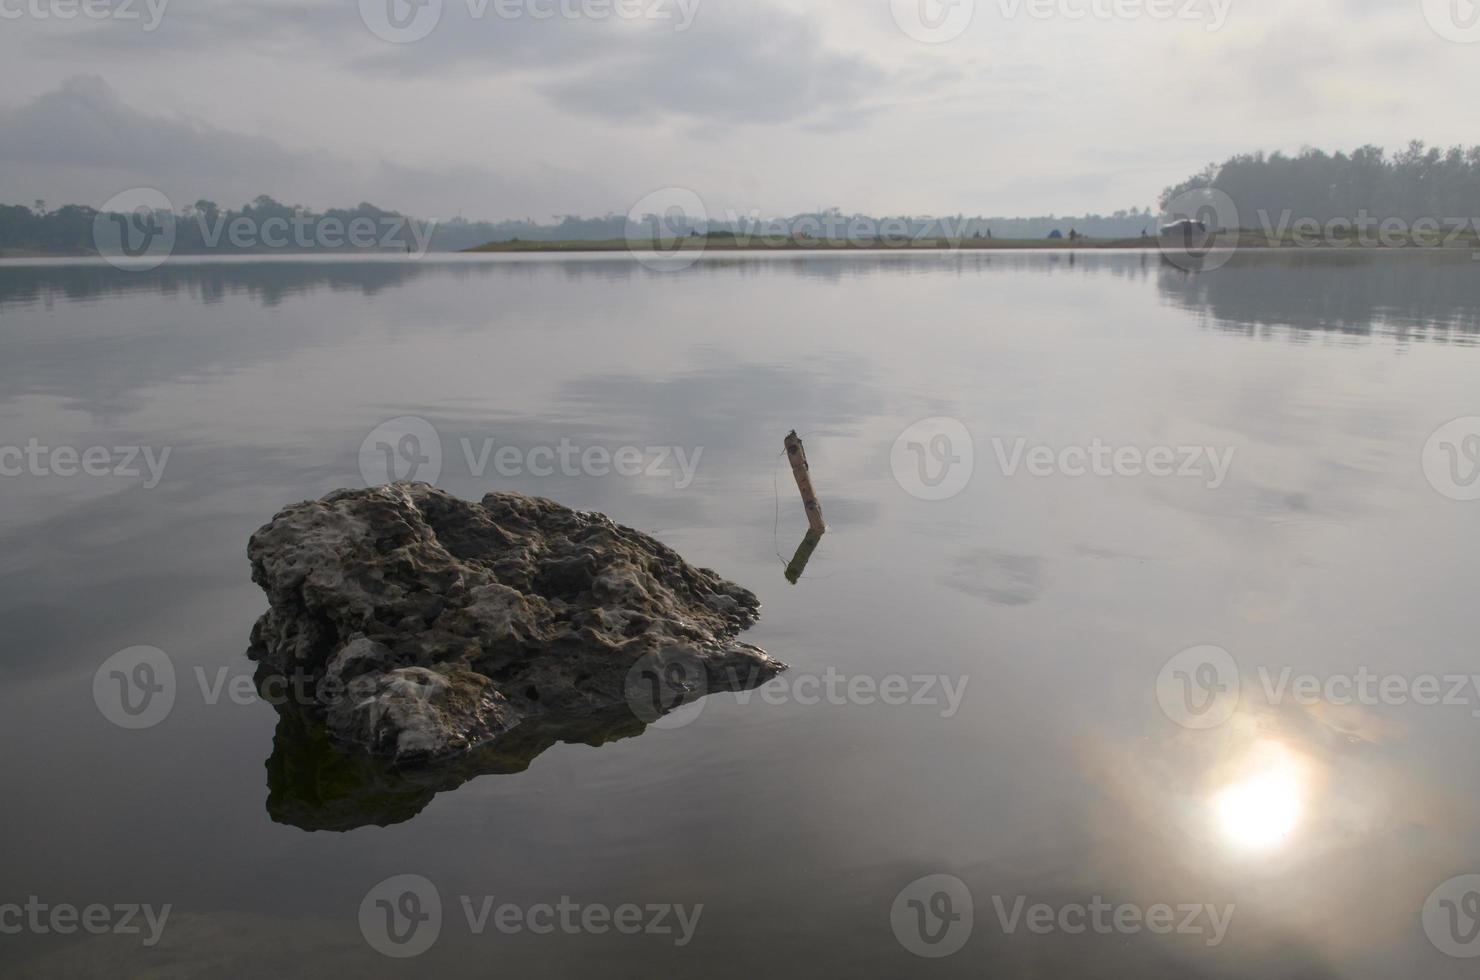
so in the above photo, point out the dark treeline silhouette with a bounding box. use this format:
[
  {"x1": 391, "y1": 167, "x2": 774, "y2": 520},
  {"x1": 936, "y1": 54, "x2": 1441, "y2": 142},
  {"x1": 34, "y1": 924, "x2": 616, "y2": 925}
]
[
  {"x1": 1, "y1": 196, "x2": 424, "y2": 255},
  {"x1": 1161, "y1": 142, "x2": 1480, "y2": 224},
  {"x1": 0, "y1": 197, "x2": 1156, "y2": 255}
]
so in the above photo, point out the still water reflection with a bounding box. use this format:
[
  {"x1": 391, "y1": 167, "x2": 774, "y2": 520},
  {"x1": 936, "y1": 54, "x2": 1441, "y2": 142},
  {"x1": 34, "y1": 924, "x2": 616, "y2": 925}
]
[{"x1": 3, "y1": 251, "x2": 1480, "y2": 978}]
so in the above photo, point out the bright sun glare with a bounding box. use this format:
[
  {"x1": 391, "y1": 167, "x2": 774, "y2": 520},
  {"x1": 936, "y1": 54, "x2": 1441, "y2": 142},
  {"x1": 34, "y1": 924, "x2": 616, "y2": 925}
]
[{"x1": 1211, "y1": 744, "x2": 1305, "y2": 852}]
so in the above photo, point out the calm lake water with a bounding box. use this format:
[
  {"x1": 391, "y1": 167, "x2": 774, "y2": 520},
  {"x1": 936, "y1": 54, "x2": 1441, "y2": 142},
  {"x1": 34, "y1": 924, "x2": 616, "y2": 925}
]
[{"x1": 4, "y1": 250, "x2": 1480, "y2": 978}]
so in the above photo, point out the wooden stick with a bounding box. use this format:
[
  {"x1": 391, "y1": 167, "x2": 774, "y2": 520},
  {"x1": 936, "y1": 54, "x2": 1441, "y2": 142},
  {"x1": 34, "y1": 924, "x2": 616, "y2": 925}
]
[
  {"x1": 785, "y1": 528, "x2": 824, "y2": 584},
  {"x1": 784, "y1": 430, "x2": 826, "y2": 535}
]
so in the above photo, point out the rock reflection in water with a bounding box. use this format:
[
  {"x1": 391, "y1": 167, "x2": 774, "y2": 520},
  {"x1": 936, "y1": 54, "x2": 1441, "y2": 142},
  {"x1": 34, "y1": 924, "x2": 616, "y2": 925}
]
[{"x1": 263, "y1": 700, "x2": 654, "y2": 832}]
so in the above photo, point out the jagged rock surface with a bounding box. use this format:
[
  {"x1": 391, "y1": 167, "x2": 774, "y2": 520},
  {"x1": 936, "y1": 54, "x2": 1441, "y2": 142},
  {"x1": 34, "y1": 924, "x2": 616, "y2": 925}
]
[{"x1": 248, "y1": 483, "x2": 782, "y2": 761}]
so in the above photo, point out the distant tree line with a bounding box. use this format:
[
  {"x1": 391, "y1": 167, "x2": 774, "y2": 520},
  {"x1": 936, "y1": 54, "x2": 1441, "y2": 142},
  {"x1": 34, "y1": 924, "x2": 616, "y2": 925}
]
[
  {"x1": 12, "y1": 145, "x2": 1480, "y2": 256},
  {"x1": 1161, "y1": 142, "x2": 1480, "y2": 225},
  {"x1": 0, "y1": 197, "x2": 1158, "y2": 254},
  {"x1": 1, "y1": 196, "x2": 427, "y2": 255},
  {"x1": 511, "y1": 208, "x2": 1157, "y2": 243}
]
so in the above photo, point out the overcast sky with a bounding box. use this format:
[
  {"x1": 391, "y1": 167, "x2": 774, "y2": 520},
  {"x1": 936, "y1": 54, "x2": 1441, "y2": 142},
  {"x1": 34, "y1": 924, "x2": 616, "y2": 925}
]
[{"x1": 1, "y1": 0, "x2": 1476, "y2": 221}]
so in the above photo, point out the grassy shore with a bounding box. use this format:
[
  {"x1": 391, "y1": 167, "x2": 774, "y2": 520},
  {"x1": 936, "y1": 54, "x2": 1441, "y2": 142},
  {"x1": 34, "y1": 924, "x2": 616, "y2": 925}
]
[
  {"x1": 465, "y1": 236, "x2": 1153, "y2": 253},
  {"x1": 464, "y1": 230, "x2": 1480, "y2": 253}
]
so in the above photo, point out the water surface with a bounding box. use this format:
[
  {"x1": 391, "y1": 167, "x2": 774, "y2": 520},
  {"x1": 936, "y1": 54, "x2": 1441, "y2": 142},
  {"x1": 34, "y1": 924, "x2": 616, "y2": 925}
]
[{"x1": 3, "y1": 250, "x2": 1480, "y2": 978}]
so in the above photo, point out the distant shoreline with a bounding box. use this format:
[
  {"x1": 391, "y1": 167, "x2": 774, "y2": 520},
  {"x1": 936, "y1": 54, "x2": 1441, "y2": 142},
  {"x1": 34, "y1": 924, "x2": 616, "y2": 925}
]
[
  {"x1": 4, "y1": 231, "x2": 1476, "y2": 261},
  {"x1": 464, "y1": 237, "x2": 1153, "y2": 253},
  {"x1": 464, "y1": 231, "x2": 1480, "y2": 254}
]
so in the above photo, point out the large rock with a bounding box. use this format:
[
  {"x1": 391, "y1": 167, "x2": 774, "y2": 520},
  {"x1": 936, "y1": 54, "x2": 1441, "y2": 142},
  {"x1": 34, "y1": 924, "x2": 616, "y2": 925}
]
[{"x1": 248, "y1": 483, "x2": 783, "y2": 762}]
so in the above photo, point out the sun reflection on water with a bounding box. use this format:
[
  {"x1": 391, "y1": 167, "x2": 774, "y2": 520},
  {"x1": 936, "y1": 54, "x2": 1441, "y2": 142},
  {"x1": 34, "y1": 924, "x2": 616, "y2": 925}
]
[{"x1": 1210, "y1": 740, "x2": 1308, "y2": 852}]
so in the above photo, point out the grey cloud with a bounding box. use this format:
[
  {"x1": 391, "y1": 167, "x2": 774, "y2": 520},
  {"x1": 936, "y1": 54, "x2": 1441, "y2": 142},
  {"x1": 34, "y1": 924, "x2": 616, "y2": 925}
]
[
  {"x1": 538, "y1": 4, "x2": 887, "y2": 126},
  {"x1": 38, "y1": 0, "x2": 352, "y2": 54},
  {"x1": 0, "y1": 75, "x2": 621, "y2": 217},
  {"x1": 0, "y1": 74, "x2": 316, "y2": 201},
  {"x1": 46, "y1": 0, "x2": 892, "y2": 129}
]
